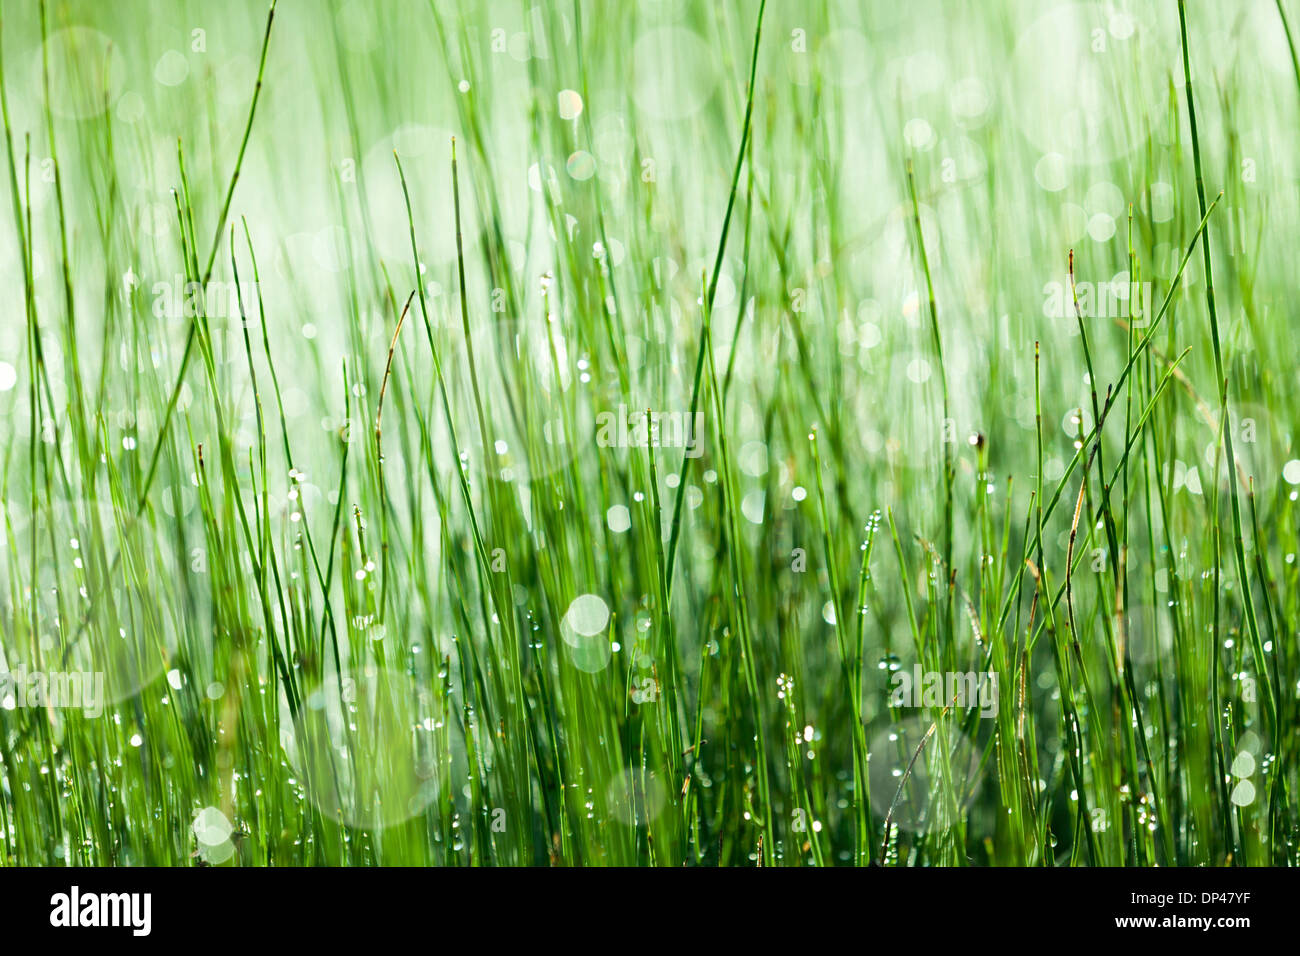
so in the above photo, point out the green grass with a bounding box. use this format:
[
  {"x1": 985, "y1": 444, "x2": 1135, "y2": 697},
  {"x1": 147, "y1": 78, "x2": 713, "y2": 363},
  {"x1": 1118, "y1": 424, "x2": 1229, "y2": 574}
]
[{"x1": 0, "y1": 0, "x2": 1298, "y2": 866}]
